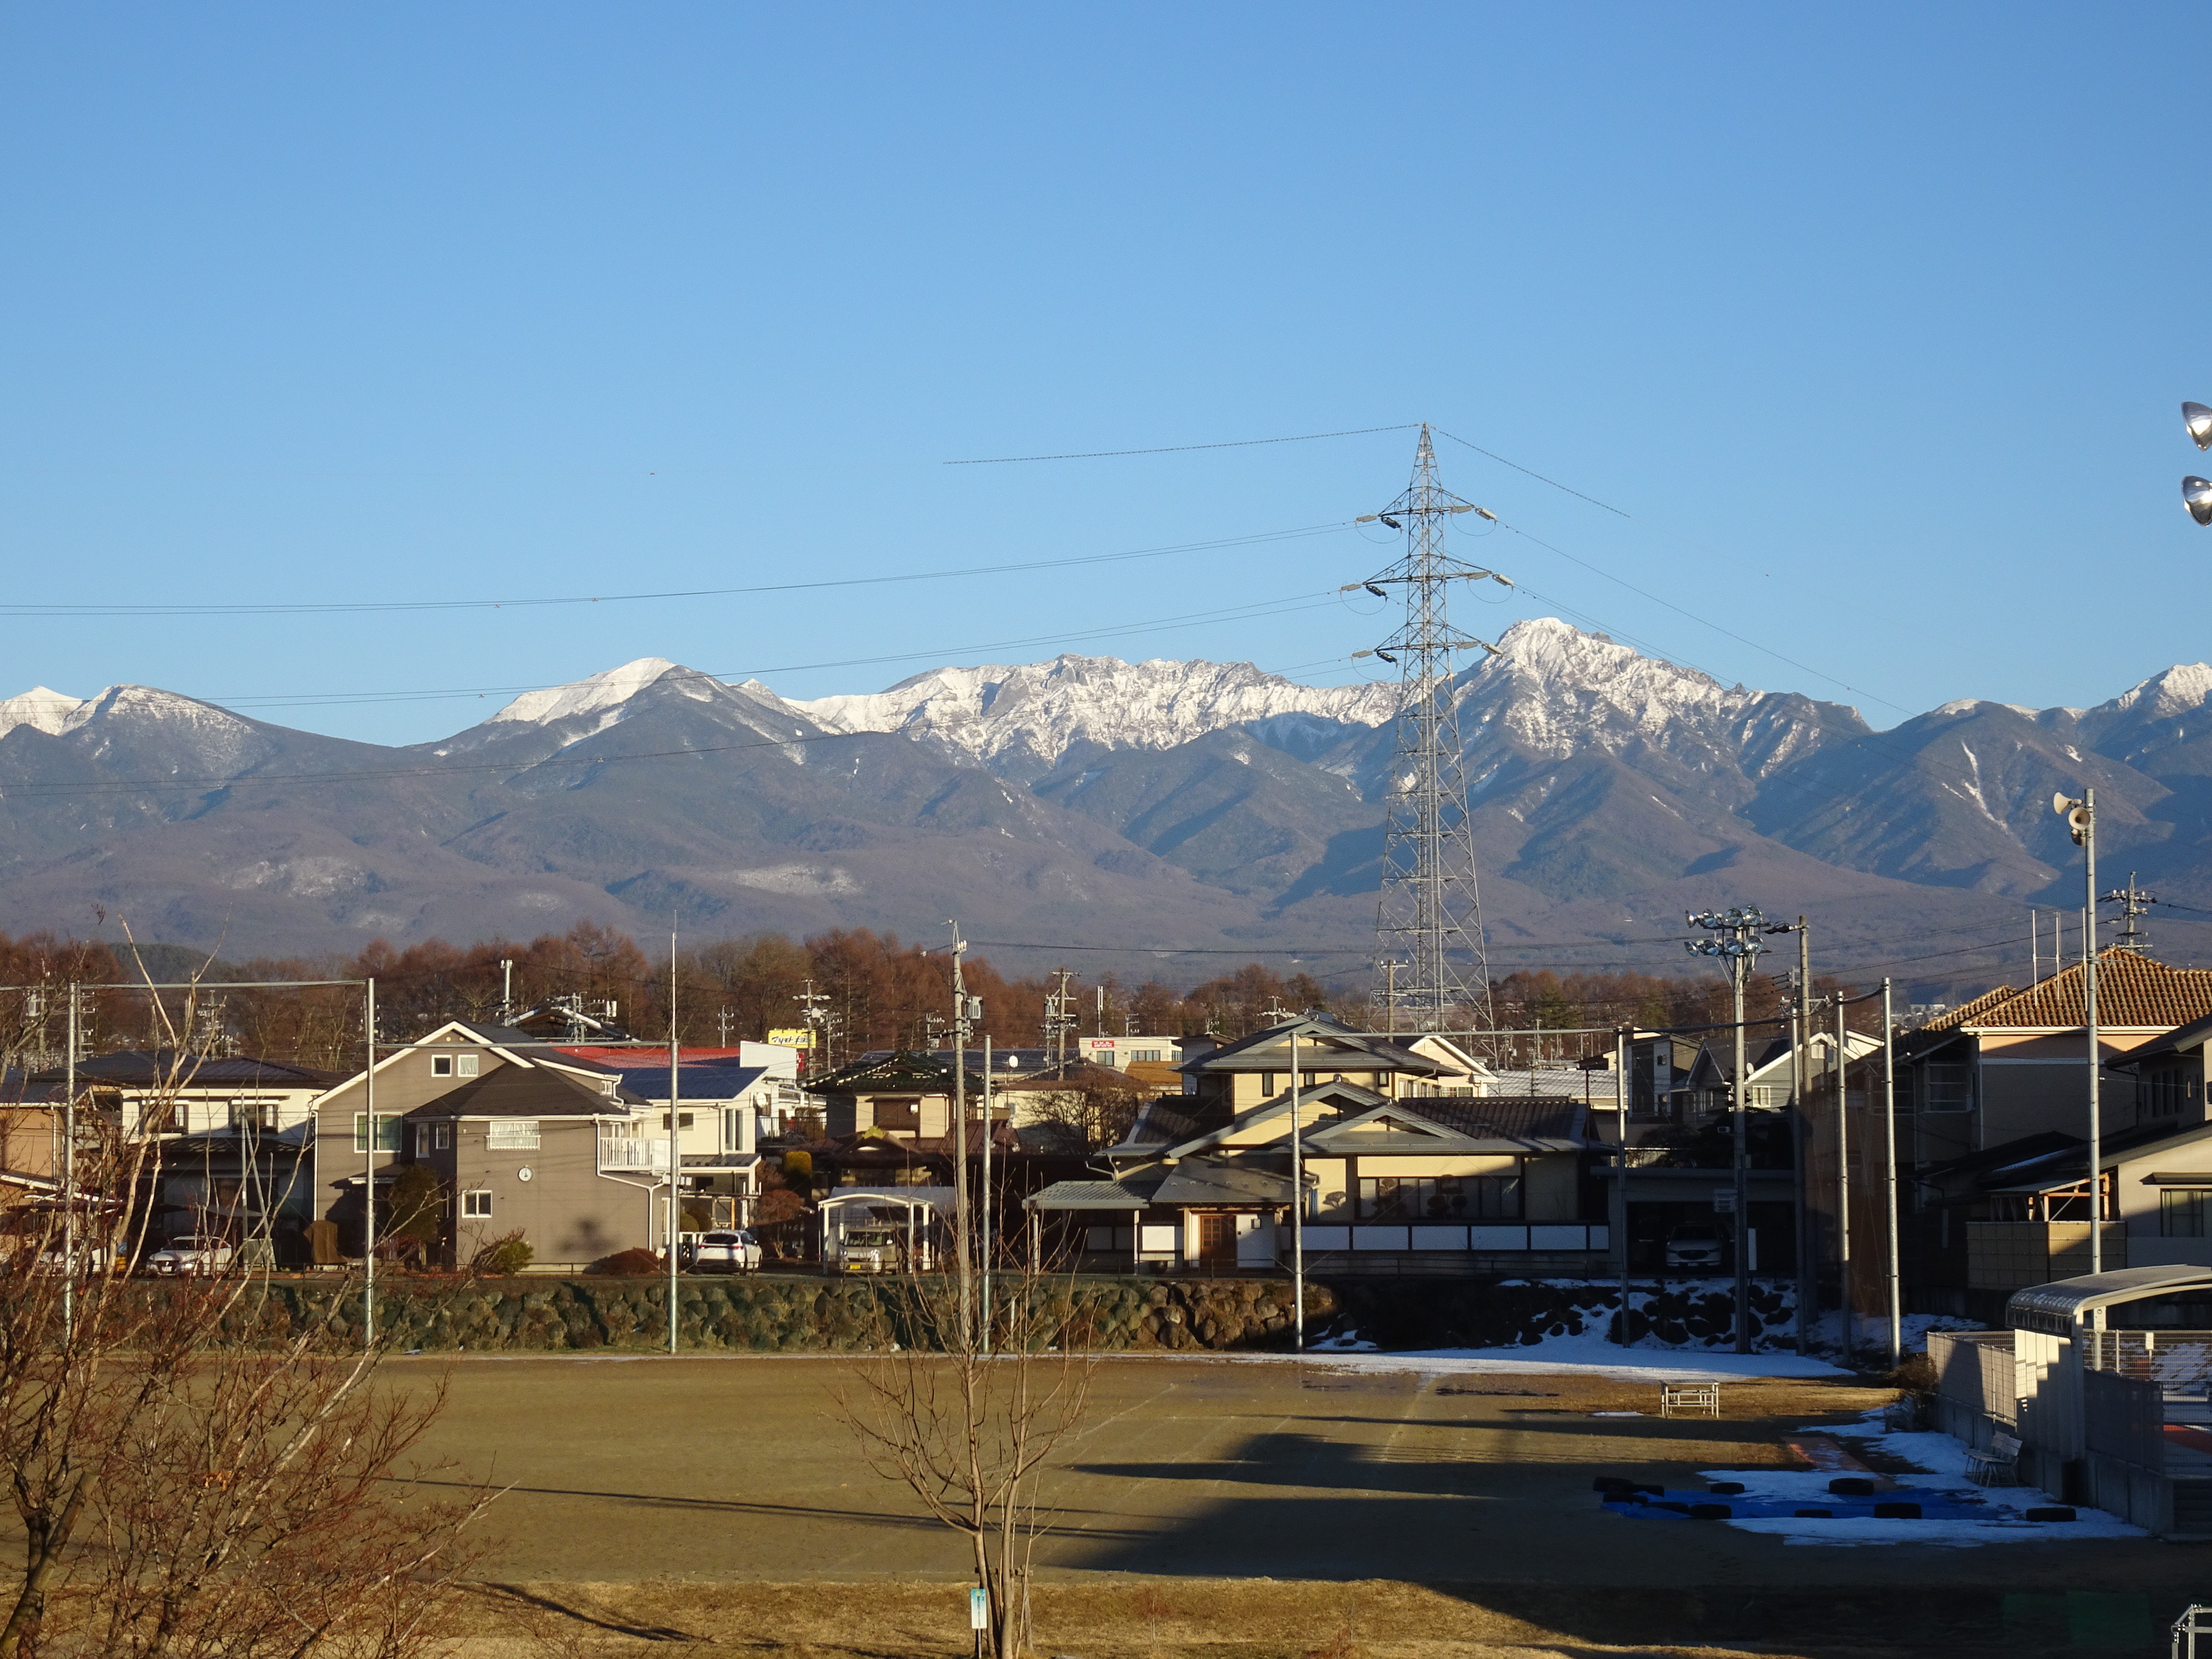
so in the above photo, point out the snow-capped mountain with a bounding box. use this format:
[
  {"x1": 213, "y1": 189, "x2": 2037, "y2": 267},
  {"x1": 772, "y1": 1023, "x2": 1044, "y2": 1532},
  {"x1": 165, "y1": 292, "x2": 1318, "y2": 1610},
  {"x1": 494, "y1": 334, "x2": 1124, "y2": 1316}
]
[
  {"x1": 8, "y1": 621, "x2": 2212, "y2": 984},
  {"x1": 784, "y1": 653, "x2": 1401, "y2": 775}
]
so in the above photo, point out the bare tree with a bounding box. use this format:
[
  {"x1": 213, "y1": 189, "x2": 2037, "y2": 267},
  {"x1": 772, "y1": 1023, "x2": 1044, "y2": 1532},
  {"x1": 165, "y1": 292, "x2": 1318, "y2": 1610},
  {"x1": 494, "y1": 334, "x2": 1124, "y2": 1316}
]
[
  {"x1": 0, "y1": 948, "x2": 493, "y2": 1659},
  {"x1": 838, "y1": 1257, "x2": 1096, "y2": 1659}
]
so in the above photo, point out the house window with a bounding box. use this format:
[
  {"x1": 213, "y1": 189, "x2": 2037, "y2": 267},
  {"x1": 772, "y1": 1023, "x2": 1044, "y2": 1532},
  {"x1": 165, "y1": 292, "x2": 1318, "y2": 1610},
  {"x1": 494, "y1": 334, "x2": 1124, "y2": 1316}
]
[
  {"x1": 1357, "y1": 1173, "x2": 1521, "y2": 1221},
  {"x1": 460, "y1": 1190, "x2": 493, "y2": 1220},
  {"x1": 435, "y1": 1122, "x2": 451, "y2": 1151},
  {"x1": 659, "y1": 1112, "x2": 696, "y2": 1130},
  {"x1": 872, "y1": 1097, "x2": 920, "y2": 1131},
  {"x1": 230, "y1": 1098, "x2": 277, "y2": 1130},
  {"x1": 352, "y1": 1115, "x2": 401, "y2": 1153},
  {"x1": 1131, "y1": 1050, "x2": 1162, "y2": 1064},
  {"x1": 430, "y1": 1053, "x2": 481, "y2": 1079},
  {"x1": 487, "y1": 1120, "x2": 540, "y2": 1151},
  {"x1": 2163, "y1": 1190, "x2": 2212, "y2": 1237}
]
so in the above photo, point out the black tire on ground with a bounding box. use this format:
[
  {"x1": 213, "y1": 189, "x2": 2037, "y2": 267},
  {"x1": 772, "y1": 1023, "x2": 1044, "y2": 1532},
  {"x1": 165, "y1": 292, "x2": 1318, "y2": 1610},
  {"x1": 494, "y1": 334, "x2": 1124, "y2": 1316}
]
[
  {"x1": 1828, "y1": 1477, "x2": 1875, "y2": 1496},
  {"x1": 1687, "y1": 1504, "x2": 1732, "y2": 1520},
  {"x1": 1593, "y1": 1476, "x2": 1637, "y2": 1492},
  {"x1": 1793, "y1": 1508, "x2": 1833, "y2": 1518},
  {"x1": 1707, "y1": 1481, "x2": 1746, "y2": 1495},
  {"x1": 1872, "y1": 1502, "x2": 1922, "y2": 1519},
  {"x1": 2025, "y1": 1505, "x2": 2076, "y2": 1523}
]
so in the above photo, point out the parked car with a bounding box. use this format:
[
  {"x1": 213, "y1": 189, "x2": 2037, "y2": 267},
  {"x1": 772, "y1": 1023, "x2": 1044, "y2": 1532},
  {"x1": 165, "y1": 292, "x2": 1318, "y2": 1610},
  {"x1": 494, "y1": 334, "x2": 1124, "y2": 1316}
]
[
  {"x1": 834, "y1": 1225, "x2": 904, "y2": 1275},
  {"x1": 690, "y1": 1228, "x2": 762, "y2": 1274},
  {"x1": 146, "y1": 1237, "x2": 234, "y2": 1277},
  {"x1": 1662, "y1": 1222, "x2": 1726, "y2": 1271}
]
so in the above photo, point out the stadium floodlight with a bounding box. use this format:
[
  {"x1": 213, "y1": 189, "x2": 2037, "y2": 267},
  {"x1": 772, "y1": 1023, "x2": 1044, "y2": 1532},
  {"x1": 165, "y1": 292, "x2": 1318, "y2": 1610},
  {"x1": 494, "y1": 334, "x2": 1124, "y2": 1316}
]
[
  {"x1": 2187, "y1": 476, "x2": 2212, "y2": 527},
  {"x1": 2186, "y1": 402, "x2": 2212, "y2": 451}
]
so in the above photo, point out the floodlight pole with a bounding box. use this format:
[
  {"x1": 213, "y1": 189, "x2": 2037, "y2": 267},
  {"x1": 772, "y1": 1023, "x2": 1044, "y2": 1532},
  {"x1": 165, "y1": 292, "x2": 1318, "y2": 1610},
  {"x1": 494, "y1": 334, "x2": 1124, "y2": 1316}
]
[
  {"x1": 1289, "y1": 1024, "x2": 1304, "y2": 1351},
  {"x1": 1882, "y1": 978, "x2": 1902, "y2": 1369},
  {"x1": 1613, "y1": 1024, "x2": 1631, "y2": 1346},
  {"x1": 62, "y1": 984, "x2": 77, "y2": 1343},
  {"x1": 981, "y1": 1036, "x2": 993, "y2": 1354},
  {"x1": 1687, "y1": 909, "x2": 1767, "y2": 1355},
  {"x1": 668, "y1": 921, "x2": 681, "y2": 1355},
  {"x1": 364, "y1": 977, "x2": 377, "y2": 1350},
  {"x1": 1836, "y1": 994, "x2": 1854, "y2": 1361},
  {"x1": 2083, "y1": 791, "x2": 2103, "y2": 1293},
  {"x1": 947, "y1": 923, "x2": 972, "y2": 1340}
]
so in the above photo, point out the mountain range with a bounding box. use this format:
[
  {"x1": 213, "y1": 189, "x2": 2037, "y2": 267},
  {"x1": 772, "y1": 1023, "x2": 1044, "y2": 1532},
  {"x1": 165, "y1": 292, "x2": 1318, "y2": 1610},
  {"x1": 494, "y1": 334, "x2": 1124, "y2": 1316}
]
[{"x1": 5, "y1": 617, "x2": 2211, "y2": 989}]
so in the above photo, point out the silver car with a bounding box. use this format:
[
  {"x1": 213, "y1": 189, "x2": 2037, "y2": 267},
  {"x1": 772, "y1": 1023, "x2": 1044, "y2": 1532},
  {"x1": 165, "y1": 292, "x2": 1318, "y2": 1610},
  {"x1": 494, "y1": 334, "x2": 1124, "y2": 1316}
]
[
  {"x1": 1663, "y1": 1223, "x2": 1726, "y2": 1271},
  {"x1": 690, "y1": 1228, "x2": 762, "y2": 1275},
  {"x1": 834, "y1": 1226, "x2": 901, "y2": 1275},
  {"x1": 147, "y1": 1236, "x2": 234, "y2": 1277}
]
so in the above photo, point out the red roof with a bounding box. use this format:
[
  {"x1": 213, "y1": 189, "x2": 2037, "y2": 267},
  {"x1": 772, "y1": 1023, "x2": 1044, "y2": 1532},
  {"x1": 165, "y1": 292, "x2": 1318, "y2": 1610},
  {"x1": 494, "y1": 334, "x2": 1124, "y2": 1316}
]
[{"x1": 1936, "y1": 948, "x2": 2212, "y2": 1031}]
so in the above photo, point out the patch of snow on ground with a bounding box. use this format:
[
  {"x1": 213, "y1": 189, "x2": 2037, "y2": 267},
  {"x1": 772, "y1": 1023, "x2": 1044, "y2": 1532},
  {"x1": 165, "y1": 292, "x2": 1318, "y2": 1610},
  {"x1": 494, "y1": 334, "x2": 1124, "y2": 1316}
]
[
  {"x1": 1298, "y1": 1329, "x2": 1846, "y2": 1381},
  {"x1": 1695, "y1": 1410, "x2": 2147, "y2": 1547}
]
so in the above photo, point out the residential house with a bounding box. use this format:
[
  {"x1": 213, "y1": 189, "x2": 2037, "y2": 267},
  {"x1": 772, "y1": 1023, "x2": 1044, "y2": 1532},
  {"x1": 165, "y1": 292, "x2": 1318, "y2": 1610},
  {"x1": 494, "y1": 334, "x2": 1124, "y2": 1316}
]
[
  {"x1": 31, "y1": 1050, "x2": 342, "y2": 1138},
  {"x1": 17, "y1": 1051, "x2": 341, "y2": 1259},
  {"x1": 589, "y1": 1060, "x2": 768, "y2": 1228},
  {"x1": 1025, "y1": 1015, "x2": 1603, "y2": 1274},
  {"x1": 1898, "y1": 948, "x2": 2212, "y2": 1160},
  {"x1": 309, "y1": 1022, "x2": 653, "y2": 1271},
  {"x1": 812, "y1": 1050, "x2": 965, "y2": 1141}
]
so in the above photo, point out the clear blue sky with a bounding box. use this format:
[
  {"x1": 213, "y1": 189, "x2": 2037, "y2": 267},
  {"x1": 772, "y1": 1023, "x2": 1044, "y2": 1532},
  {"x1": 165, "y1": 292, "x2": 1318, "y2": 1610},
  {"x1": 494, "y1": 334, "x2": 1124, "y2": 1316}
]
[{"x1": 4, "y1": 5, "x2": 2205, "y2": 744}]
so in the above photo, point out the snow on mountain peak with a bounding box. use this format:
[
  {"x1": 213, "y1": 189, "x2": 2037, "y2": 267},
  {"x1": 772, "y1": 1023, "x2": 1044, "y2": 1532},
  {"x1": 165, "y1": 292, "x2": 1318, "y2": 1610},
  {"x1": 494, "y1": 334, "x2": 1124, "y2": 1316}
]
[
  {"x1": 2103, "y1": 661, "x2": 2212, "y2": 722},
  {"x1": 0, "y1": 686, "x2": 87, "y2": 739},
  {"x1": 791, "y1": 652, "x2": 1398, "y2": 769},
  {"x1": 490, "y1": 658, "x2": 699, "y2": 729},
  {"x1": 1472, "y1": 618, "x2": 1755, "y2": 757}
]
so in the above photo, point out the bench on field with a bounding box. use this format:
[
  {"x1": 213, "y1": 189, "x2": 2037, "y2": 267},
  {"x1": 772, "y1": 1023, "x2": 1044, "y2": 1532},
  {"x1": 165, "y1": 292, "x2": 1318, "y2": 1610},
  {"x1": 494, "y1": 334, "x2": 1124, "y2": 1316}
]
[
  {"x1": 1965, "y1": 1430, "x2": 2021, "y2": 1487},
  {"x1": 1660, "y1": 1382, "x2": 1720, "y2": 1418}
]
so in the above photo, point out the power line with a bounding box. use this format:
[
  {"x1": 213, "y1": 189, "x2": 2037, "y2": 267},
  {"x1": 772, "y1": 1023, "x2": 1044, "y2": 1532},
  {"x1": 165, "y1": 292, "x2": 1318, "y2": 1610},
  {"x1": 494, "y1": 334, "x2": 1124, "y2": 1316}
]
[
  {"x1": 0, "y1": 520, "x2": 1357, "y2": 620},
  {"x1": 942, "y1": 424, "x2": 1418, "y2": 465},
  {"x1": 1432, "y1": 427, "x2": 1632, "y2": 518}
]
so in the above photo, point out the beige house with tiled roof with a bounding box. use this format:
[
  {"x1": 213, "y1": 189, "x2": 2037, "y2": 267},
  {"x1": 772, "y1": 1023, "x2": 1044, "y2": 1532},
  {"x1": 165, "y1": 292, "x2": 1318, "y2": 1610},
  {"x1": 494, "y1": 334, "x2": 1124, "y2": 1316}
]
[{"x1": 1897, "y1": 949, "x2": 2212, "y2": 1159}]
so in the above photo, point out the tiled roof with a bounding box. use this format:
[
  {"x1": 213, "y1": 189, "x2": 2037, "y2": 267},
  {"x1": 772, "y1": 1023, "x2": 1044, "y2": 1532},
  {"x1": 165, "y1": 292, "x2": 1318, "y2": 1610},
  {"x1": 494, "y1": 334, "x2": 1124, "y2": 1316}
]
[
  {"x1": 812, "y1": 1050, "x2": 956, "y2": 1094},
  {"x1": 31, "y1": 1050, "x2": 342, "y2": 1088},
  {"x1": 1384, "y1": 1094, "x2": 1588, "y2": 1148},
  {"x1": 400, "y1": 1064, "x2": 639, "y2": 1120},
  {"x1": 1920, "y1": 985, "x2": 2022, "y2": 1032},
  {"x1": 1938, "y1": 950, "x2": 2212, "y2": 1031}
]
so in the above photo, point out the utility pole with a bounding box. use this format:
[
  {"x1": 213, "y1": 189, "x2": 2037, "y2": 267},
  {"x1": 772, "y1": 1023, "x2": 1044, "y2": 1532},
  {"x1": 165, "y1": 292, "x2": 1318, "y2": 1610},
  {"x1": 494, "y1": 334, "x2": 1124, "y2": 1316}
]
[
  {"x1": 499, "y1": 958, "x2": 514, "y2": 1025},
  {"x1": 1350, "y1": 426, "x2": 1509, "y2": 1048},
  {"x1": 2104, "y1": 872, "x2": 2156, "y2": 954},
  {"x1": 667, "y1": 920, "x2": 681, "y2": 1354},
  {"x1": 1782, "y1": 919, "x2": 1814, "y2": 1356},
  {"x1": 363, "y1": 977, "x2": 378, "y2": 1351},
  {"x1": 947, "y1": 924, "x2": 976, "y2": 1338},
  {"x1": 1836, "y1": 994, "x2": 1854, "y2": 1361},
  {"x1": 1289, "y1": 1023, "x2": 1304, "y2": 1350},
  {"x1": 1612, "y1": 1024, "x2": 1631, "y2": 1346},
  {"x1": 2054, "y1": 790, "x2": 2104, "y2": 1285},
  {"x1": 62, "y1": 983, "x2": 77, "y2": 1342},
  {"x1": 1687, "y1": 906, "x2": 1777, "y2": 1355},
  {"x1": 796, "y1": 980, "x2": 831, "y2": 1071},
  {"x1": 1882, "y1": 977, "x2": 1901, "y2": 1369},
  {"x1": 980, "y1": 1035, "x2": 994, "y2": 1353}
]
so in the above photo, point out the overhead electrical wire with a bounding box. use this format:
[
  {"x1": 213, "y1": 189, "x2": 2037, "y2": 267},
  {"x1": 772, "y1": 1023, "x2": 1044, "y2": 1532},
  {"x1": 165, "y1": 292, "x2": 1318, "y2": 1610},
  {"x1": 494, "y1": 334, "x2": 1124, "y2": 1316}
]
[
  {"x1": 942, "y1": 423, "x2": 1419, "y2": 465},
  {"x1": 0, "y1": 521, "x2": 1357, "y2": 620}
]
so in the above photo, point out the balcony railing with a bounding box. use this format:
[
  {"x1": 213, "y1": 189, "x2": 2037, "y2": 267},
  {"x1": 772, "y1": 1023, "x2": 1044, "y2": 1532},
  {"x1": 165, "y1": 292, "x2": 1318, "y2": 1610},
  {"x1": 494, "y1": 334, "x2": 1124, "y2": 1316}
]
[{"x1": 598, "y1": 1139, "x2": 673, "y2": 1173}]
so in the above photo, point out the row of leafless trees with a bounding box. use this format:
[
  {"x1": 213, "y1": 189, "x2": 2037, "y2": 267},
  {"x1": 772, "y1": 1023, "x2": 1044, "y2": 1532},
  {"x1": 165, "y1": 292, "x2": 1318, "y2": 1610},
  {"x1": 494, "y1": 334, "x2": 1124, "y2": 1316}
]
[
  {"x1": 0, "y1": 923, "x2": 1863, "y2": 1073},
  {"x1": 0, "y1": 976, "x2": 493, "y2": 1659}
]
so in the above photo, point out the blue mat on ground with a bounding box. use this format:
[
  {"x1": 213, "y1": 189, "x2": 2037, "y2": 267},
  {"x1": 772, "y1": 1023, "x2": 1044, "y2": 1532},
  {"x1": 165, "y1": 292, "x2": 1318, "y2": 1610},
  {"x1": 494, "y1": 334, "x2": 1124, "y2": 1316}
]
[{"x1": 1603, "y1": 1485, "x2": 1989, "y2": 1521}]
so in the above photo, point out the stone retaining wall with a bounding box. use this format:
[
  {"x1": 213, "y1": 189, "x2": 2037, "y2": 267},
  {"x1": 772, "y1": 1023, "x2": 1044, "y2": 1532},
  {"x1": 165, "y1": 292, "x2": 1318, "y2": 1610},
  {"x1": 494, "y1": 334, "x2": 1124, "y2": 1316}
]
[{"x1": 179, "y1": 1273, "x2": 1797, "y2": 1354}]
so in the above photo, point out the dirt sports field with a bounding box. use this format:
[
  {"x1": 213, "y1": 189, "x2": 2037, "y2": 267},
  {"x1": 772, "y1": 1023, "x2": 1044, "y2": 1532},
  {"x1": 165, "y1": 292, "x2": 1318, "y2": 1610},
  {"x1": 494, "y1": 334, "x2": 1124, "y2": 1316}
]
[{"x1": 403, "y1": 1354, "x2": 2204, "y2": 1659}]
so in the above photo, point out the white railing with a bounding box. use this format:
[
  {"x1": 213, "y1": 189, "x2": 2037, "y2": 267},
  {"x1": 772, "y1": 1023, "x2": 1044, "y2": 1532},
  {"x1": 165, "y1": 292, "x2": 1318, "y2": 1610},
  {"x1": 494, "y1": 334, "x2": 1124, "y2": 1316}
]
[{"x1": 598, "y1": 1139, "x2": 673, "y2": 1173}]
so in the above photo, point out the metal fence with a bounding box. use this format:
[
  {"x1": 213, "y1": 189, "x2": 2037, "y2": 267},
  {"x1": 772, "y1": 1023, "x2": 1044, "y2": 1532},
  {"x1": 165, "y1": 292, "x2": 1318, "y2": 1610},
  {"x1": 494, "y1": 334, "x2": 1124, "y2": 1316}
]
[
  {"x1": 1930, "y1": 1329, "x2": 2019, "y2": 1428},
  {"x1": 2084, "y1": 1366, "x2": 2166, "y2": 1469}
]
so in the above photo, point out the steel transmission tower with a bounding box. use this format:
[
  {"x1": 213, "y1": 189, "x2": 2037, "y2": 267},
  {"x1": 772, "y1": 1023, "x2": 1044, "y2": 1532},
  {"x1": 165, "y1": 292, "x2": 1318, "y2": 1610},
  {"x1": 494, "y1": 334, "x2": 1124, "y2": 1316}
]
[{"x1": 1350, "y1": 425, "x2": 1510, "y2": 1041}]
